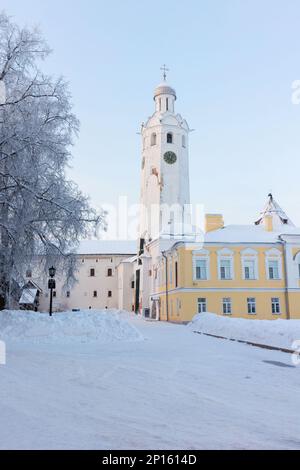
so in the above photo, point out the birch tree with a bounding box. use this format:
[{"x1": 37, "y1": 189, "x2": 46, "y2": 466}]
[{"x1": 0, "y1": 12, "x2": 105, "y2": 308}]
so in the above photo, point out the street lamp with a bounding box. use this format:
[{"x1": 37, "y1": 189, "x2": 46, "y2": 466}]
[{"x1": 48, "y1": 266, "x2": 56, "y2": 317}]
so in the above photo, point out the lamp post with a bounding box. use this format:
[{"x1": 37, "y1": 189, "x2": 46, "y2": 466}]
[{"x1": 48, "y1": 266, "x2": 56, "y2": 317}]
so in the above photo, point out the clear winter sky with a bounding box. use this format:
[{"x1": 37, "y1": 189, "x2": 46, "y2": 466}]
[{"x1": 2, "y1": 0, "x2": 300, "y2": 226}]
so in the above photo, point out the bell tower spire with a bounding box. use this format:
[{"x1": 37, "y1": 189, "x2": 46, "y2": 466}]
[{"x1": 139, "y1": 75, "x2": 191, "y2": 242}]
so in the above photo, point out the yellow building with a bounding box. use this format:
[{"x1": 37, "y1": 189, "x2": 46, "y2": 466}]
[{"x1": 150, "y1": 195, "x2": 300, "y2": 322}]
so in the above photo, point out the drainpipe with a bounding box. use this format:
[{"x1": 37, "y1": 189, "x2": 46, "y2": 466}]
[
  {"x1": 279, "y1": 236, "x2": 291, "y2": 320},
  {"x1": 162, "y1": 251, "x2": 169, "y2": 322}
]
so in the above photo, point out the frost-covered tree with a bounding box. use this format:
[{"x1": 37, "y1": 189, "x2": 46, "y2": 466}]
[{"x1": 0, "y1": 12, "x2": 105, "y2": 308}]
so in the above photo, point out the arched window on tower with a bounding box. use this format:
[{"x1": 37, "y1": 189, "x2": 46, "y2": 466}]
[
  {"x1": 151, "y1": 133, "x2": 157, "y2": 146},
  {"x1": 167, "y1": 133, "x2": 173, "y2": 144},
  {"x1": 182, "y1": 135, "x2": 186, "y2": 148}
]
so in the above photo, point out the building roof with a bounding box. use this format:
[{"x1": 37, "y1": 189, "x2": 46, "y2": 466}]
[
  {"x1": 19, "y1": 289, "x2": 38, "y2": 305},
  {"x1": 154, "y1": 82, "x2": 176, "y2": 99},
  {"x1": 77, "y1": 240, "x2": 137, "y2": 256},
  {"x1": 204, "y1": 224, "x2": 300, "y2": 244},
  {"x1": 255, "y1": 193, "x2": 294, "y2": 227}
]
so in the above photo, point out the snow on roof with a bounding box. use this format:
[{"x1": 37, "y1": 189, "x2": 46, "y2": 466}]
[
  {"x1": 19, "y1": 289, "x2": 38, "y2": 305},
  {"x1": 204, "y1": 224, "x2": 300, "y2": 244},
  {"x1": 77, "y1": 240, "x2": 137, "y2": 256}
]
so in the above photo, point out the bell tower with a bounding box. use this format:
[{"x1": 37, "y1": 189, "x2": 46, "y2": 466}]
[{"x1": 139, "y1": 69, "x2": 191, "y2": 243}]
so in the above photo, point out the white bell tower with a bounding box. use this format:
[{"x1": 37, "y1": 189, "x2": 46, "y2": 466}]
[{"x1": 139, "y1": 68, "x2": 191, "y2": 243}]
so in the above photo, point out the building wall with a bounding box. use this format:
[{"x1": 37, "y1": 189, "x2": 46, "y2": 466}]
[
  {"x1": 117, "y1": 261, "x2": 135, "y2": 312},
  {"x1": 31, "y1": 254, "x2": 134, "y2": 312},
  {"x1": 154, "y1": 242, "x2": 300, "y2": 322}
]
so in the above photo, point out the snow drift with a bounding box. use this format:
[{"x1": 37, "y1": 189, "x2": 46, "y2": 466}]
[
  {"x1": 0, "y1": 309, "x2": 143, "y2": 344},
  {"x1": 189, "y1": 312, "x2": 300, "y2": 350}
]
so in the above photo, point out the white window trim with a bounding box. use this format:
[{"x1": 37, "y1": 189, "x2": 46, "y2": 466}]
[
  {"x1": 242, "y1": 256, "x2": 259, "y2": 280},
  {"x1": 217, "y1": 248, "x2": 234, "y2": 281},
  {"x1": 197, "y1": 297, "x2": 207, "y2": 313},
  {"x1": 192, "y1": 249, "x2": 210, "y2": 281},
  {"x1": 271, "y1": 297, "x2": 281, "y2": 315},
  {"x1": 222, "y1": 298, "x2": 232, "y2": 315},
  {"x1": 247, "y1": 297, "x2": 257, "y2": 315},
  {"x1": 294, "y1": 251, "x2": 300, "y2": 280},
  {"x1": 266, "y1": 249, "x2": 283, "y2": 281}
]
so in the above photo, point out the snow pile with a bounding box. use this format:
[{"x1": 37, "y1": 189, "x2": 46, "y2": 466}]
[
  {"x1": 0, "y1": 309, "x2": 143, "y2": 344},
  {"x1": 189, "y1": 312, "x2": 300, "y2": 350}
]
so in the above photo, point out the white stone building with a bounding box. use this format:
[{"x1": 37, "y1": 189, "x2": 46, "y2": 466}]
[{"x1": 25, "y1": 240, "x2": 136, "y2": 312}]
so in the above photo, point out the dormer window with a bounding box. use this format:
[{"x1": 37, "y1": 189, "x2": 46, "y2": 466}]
[
  {"x1": 151, "y1": 133, "x2": 157, "y2": 146},
  {"x1": 167, "y1": 133, "x2": 173, "y2": 144}
]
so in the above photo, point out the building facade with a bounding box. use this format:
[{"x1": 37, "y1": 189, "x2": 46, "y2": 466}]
[
  {"x1": 126, "y1": 77, "x2": 300, "y2": 322},
  {"x1": 151, "y1": 202, "x2": 300, "y2": 322},
  {"x1": 24, "y1": 241, "x2": 136, "y2": 312},
  {"x1": 20, "y1": 76, "x2": 300, "y2": 321}
]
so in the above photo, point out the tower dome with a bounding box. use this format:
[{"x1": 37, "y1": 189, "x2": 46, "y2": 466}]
[{"x1": 154, "y1": 83, "x2": 177, "y2": 100}]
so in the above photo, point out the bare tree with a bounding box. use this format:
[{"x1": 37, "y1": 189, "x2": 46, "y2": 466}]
[{"x1": 0, "y1": 12, "x2": 105, "y2": 308}]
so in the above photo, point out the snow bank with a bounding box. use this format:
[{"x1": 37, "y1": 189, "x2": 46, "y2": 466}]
[
  {"x1": 0, "y1": 309, "x2": 143, "y2": 344},
  {"x1": 189, "y1": 312, "x2": 300, "y2": 350}
]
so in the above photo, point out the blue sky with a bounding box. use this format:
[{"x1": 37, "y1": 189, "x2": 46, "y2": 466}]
[{"x1": 2, "y1": 0, "x2": 300, "y2": 226}]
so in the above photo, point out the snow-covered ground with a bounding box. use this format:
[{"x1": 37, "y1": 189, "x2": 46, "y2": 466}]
[
  {"x1": 0, "y1": 310, "x2": 300, "y2": 450},
  {"x1": 189, "y1": 312, "x2": 300, "y2": 350},
  {"x1": 0, "y1": 309, "x2": 143, "y2": 344}
]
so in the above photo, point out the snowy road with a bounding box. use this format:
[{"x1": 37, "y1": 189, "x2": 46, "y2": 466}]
[{"x1": 0, "y1": 314, "x2": 300, "y2": 450}]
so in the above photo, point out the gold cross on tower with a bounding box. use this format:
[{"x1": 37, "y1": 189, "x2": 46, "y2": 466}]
[{"x1": 160, "y1": 64, "x2": 169, "y2": 82}]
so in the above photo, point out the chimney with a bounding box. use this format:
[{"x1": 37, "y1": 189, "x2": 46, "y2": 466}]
[
  {"x1": 205, "y1": 214, "x2": 224, "y2": 233},
  {"x1": 264, "y1": 214, "x2": 273, "y2": 232}
]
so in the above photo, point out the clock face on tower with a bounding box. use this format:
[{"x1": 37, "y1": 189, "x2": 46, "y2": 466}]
[{"x1": 163, "y1": 151, "x2": 177, "y2": 164}]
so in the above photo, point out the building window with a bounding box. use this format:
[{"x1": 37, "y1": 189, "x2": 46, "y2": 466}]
[
  {"x1": 167, "y1": 132, "x2": 173, "y2": 144},
  {"x1": 220, "y1": 259, "x2": 232, "y2": 280},
  {"x1": 166, "y1": 98, "x2": 169, "y2": 111},
  {"x1": 93, "y1": 291, "x2": 98, "y2": 298},
  {"x1": 247, "y1": 297, "x2": 256, "y2": 315},
  {"x1": 53, "y1": 291, "x2": 57, "y2": 298},
  {"x1": 175, "y1": 261, "x2": 178, "y2": 287},
  {"x1": 26, "y1": 269, "x2": 32, "y2": 278},
  {"x1": 66, "y1": 291, "x2": 70, "y2": 298},
  {"x1": 196, "y1": 259, "x2": 207, "y2": 280},
  {"x1": 108, "y1": 291, "x2": 112, "y2": 298},
  {"x1": 268, "y1": 260, "x2": 280, "y2": 280},
  {"x1": 90, "y1": 268, "x2": 95, "y2": 277},
  {"x1": 298, "y1": 264, "x2": 300, "y2": 278},
  {"x1": 82, "y1": 259, "x2": 84, "y2": 263},
  {"x1": 244, "y1": 259, "x2": 256, "y2": 280},
  {"x1": 223, "y1": 298, "x2": 232, "y2": 315},
  {"x1": 131, "y1": 280, "x2": 135, "y2": 289},
  {"x1": 107, "y1": 268, "x2": 113, "y2": 277},
  {"x1": 159, "y1": 98, "x2": 162, "y2": 111},
  {"x1": 182, "y1": 135, "x2": 186, "y2": 148},
  {"x1": 151, "y1": 133, "x2": 157, "y2": 146},
  {"x1": 271, "y1": 297, "x2": 281, "y2": 315},
  {"x1": 198, "y1": 298, "x2": 207, "y2": 313}
]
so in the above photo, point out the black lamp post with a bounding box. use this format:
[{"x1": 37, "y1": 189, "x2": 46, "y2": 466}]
[{"x1": 48, "y1": 266, "x2": 56, "y2": 317}]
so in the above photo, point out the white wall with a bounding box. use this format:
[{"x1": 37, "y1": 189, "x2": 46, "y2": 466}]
[{"x1": 30, "y1": 254, "x2": 134, "y2": 312}]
